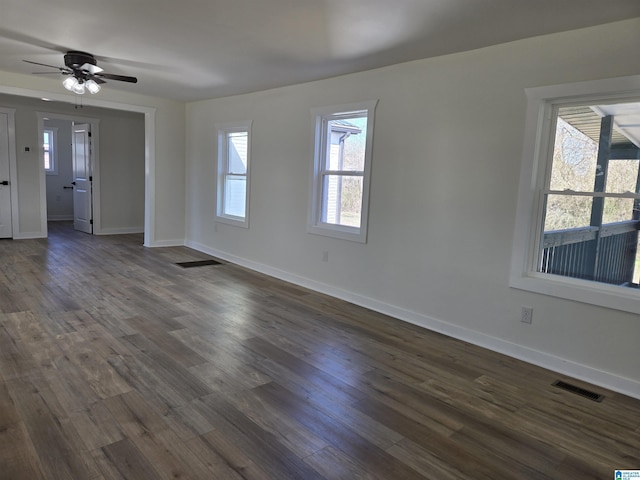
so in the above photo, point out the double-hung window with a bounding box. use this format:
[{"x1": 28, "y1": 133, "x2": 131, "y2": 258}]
[
  {"x1": 308, "y1": 100, "x2": 377, "y2": 242},
  {"x1": 215, "y1": 121, "x2": 252, "y2": 227},
  {"x1": 511, "y1": 75, "x2": 640, "y2": 313},
  {"x1": 43, "y1": 127, "x2": 57, "y2": 175}
]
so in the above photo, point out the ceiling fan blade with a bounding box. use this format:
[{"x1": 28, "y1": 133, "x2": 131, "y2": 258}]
[
  {"x1": 97, "y1": 73, "x2": 138, "y2": 83},
  {"x1": 91, "y1": 77, "x2": 107, "y2": 85},
  {"x1": 23, "y1": 59, "x2": 65, "y2": 70},
  {"x1": 31, "y1": 71, "x2": 68, "y2": 75}
]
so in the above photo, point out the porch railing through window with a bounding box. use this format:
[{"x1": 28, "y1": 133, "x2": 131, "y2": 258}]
[{"x1": 539, "y1": 220, "x2": 640, "y2": 286}]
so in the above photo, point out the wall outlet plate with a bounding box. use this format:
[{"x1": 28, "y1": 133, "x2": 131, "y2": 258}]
[{"x1": 521, "y1": 306, "x2": 533, "y2": 324}]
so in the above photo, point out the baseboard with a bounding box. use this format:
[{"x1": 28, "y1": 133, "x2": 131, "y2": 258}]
[
  {"x1": 47, "y1": 215, "x2": 74, "y2": 221},
  {"x1": 13, "y1": 232, "x2": 46, "y2": 239},
  {"x1": 185, "y1": 240, "x2": 640, "y2": 400},
  {"x1": 95, "y1": 226, "x2": 144, "y2": 235},
  {"x1": 148, "y1": 238, "x2": 185, "y2": 247}
]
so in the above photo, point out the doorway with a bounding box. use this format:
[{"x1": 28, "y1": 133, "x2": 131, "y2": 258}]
[{"x1": 39, "y1": 113, "x2": 98, "y2": 235}]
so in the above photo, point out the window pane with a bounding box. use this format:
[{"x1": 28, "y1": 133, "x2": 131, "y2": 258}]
[
  {"x1": 224, "y1": 175, "x2": 246, "y2": 218},
  {"x1": 549, "y1": 116, "x2": 598, "y2": 192},
  {"x1": 543, "y1": 194, "x2": 593, "y2": 231},
  {"x1": 606, "y1": 159, "x2": 639, "y2": 193},
  {"x1": 326, "y1": 116, "x2": 367, "y2": 171},
  {"x1": 227, "y1": 131, "x2": 248, "y2": 174},
  {"x1": 322, "y1": 174, "x2": 363, "y2": 227},
  {"x1": 603, "y1": 197, "x2": 636, "y2": 224}
]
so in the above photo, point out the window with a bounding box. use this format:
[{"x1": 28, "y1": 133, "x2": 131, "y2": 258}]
[
  {"x1": 308, "y1": 100, "x2": 377, "y2": 242},
  {"x1": 215, "y1": 121, "x2": 252, "y2": 227},
  {"x1": 43, "y1": 127, "x2": 57, "y2": 175},
  {"x1": 511, "y1": 75, "x2": 640, "y2": 313}
]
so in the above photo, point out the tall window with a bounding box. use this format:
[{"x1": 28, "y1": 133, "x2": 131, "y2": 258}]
[
  {"x1": 215, "y1": 121, "x2": 251, "y2": 227},
  {"x1": 538, "y1": 104, "x2": 640, "y2": 285},
  {"x1": 511, "y1": 76, "x2": 640, "y2": 313},
  {"x1": 308, "y1": 100, "x2": 377, "y2": 243},
  {"x1": 43, "y1": 128, "x2": 57, "y2": 175}
]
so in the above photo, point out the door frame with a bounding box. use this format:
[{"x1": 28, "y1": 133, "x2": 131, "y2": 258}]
[
  {"x1": 37, "y1": 112, "x2": 100, "y2": 237},
  {"x1": 0, "y1": 107, "x2": 19, "y2": 238},
  {"x1": 0, "y1": 84, "x2": 156, "y2": 246}
]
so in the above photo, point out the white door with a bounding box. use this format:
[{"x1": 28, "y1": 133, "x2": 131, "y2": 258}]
[
  {"x1": 0, "y1": 112, "x2": 12, "y2": 238},
  {"x1": 72, "y1": 123, "x2": 93, "y2": 234}
]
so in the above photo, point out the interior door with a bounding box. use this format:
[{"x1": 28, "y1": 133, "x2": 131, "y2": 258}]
[
  {"x1": 0, "y1": 111, "x2": 12, "y2": 238},
  {"x1": 72, "y1": 123, "x2": 93, "y2": 234}
]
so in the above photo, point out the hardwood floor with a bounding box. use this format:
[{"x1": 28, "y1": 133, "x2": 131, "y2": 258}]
[{"x1": 1, "y1": 222, "x2": 639, "y2": 479}]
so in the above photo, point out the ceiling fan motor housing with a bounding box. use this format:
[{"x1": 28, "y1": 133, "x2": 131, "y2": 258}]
[{"x1": 64, "y1": 51, "x2": 97, "y2": 69}]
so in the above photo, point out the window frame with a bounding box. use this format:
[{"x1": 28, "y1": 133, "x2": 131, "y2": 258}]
[
  {"x1": 43, "y1": 127, "x2": 58, "y2": 175},
  {"x1": 510, "y1": 75, "x2": 640, "y2": 314},
  {"x1": 308, "y1": 100, "x2": 378, "y2": 243},
  {"x1": 214, "y1": 121, "x2": 252, "y2": 228}
]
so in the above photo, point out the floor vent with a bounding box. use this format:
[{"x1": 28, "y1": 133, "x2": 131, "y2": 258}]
[
  {"x1": 552, "y1": 380, "x2": 605, "y2": 402},
  {"x1": 176, "y1": 260, "x2": 222, "y2": 268}
]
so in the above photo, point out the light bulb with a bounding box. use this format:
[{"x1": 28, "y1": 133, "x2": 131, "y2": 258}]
[
  {"x1": 85, "y1": 79, "x2": 101, "y2": 94},
  {"x1": 71, "y1": 81, "x2": 86, "y2": 95},
  {"x1": 63, "y1": 77, "x2": 78, "y2": 91}
]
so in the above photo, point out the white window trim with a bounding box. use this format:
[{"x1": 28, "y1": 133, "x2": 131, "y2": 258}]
[
  {"x1": 510, "y1": 74, "x2": 640, "y2": 314},
  {"x1": 44, "y1": 127, "x2": 58, "y2": 175},
  {"x1": 308, "y1": 100, "x2": 378, "y2": 243},
  {"x1": 214, "y1": 120, "x2": 252, "y2": 228}
]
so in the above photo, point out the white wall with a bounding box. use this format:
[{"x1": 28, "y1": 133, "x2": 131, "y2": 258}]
[
  {"x1": 0, "y1": 72, "x2": 186, "y2": 244},
  {"x1": 186, "y1": 18, "x2": 640, "y2": 398}
]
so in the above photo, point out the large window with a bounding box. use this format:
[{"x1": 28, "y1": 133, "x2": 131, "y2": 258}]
[
  {"x1": 215, "y1": 121, "x2": 251, "y2": 227},
  {"x1": 43, "y1": 128, "x2": 57, "y2": 175},
  {"x1": 511, "y1": 76, "x2": 640, "y2": 313},
  {"x1": 308, "y1": 100, "x2": 377, "y2": 242}
]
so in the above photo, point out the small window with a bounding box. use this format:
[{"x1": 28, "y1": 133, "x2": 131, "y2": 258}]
[
  {"x1": 308, "y1": 100, "x2": 377, "y2": 242},
  {"x1": 215, "y1": 121, "x2": 251, "y2": 227},
  {"x1": 43, "y1": 128, "x2": 57, "y2": 175},
  {"x1": 511, "y1": 75, "x2": 640, "y2": 313}
]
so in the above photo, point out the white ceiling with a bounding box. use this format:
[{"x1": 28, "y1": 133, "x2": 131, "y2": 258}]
[{"x1": 1, "y1": 0, "x2": 639, "y2": 102}]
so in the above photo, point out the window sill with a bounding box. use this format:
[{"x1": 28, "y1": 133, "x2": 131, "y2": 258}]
[
  {"x1": 509, "y1": 271, "x2": 640, "y2": 315},
  {"x1": 215, "y1": 216, "x2": 248, "y2": 229},
  {"x1": 307, "y1": 223, "x2": 366, "y2": 243}
]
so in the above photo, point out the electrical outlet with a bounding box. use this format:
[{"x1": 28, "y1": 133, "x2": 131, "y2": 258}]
[{"x1": 521, "y1": 306, "x2": 533, "y2": 324}]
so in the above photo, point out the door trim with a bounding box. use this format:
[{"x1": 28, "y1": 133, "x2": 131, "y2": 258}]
[
  {"x1": 0, "y1": 107, "x2": 18, "y2": 238},
  {"x1": 37, "y1": 112, "x2": 100, "y2": 236},
  {"x1": 0, "y1": 83, "x2": 155, "y2": 246}
]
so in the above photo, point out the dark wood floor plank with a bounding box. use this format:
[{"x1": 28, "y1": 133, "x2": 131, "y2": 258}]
[
  {"x1": 101, "y1": 438, "x2": 162, "y2": 480},
  {"x1": 254, "y1": 381, "x2": 427, "y2": 480},
  {"x1": 193, "y1": 392, "x2": 328, "y2": 480},
  {"x1": 105, "y1": 391, "x2": 208, "y2": 479},
  {"x1": 125, "y1": 315, "x2": 207, "y2": 367},
  {"x1": 222, "y1": 385, "x2": 329, "y2": 458},
  {"x1": 7, "y1": 374, "x2": 100, "y2": 479},
  {"x1": 0, "y1": 222, "x2": 638, "y2": 479},
  {"x1": 69, "y1": 400, "x2": 124, "y2": 451},
  {"x1": 0, "y1": 381, "x2": 46, "y2": 480},
  {"x1": 120, "y1": 333, "x2": 212, "y2": 401},
  {"x1": 200, "y1": 428, "x2": 274, "y2": 480}
]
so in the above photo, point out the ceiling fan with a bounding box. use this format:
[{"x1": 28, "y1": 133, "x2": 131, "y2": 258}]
[{"x1": 24, "y1": 51, "x2": 137, "y2": 94}]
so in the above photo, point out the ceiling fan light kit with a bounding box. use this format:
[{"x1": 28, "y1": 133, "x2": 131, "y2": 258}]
[
  {"x1": 24, "y1": 51, "x2": 137, "y2": 95},
  {"x1": 62, "y1": 76, "x2": 101, "y2": 94}
]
